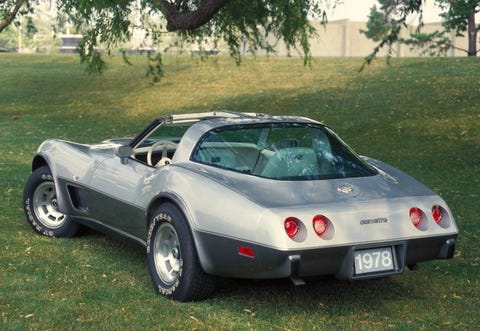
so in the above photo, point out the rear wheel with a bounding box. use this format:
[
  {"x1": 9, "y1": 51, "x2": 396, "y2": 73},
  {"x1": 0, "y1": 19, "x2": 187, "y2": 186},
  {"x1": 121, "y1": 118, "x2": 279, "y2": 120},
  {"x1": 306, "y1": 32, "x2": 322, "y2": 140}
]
[
  {"x1": 23, "y1": 165, "x2": 81, "y2": 237},
  {"x1": 146, "y1": 203, "x2": 216, "y2": 301}
]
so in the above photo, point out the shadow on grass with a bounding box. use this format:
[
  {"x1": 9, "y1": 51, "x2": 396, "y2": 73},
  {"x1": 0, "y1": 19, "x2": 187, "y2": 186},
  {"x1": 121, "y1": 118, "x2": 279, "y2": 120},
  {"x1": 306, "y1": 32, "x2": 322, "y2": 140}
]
[
  {"x1": 78, "y1": 229, "x2": 418, "y2": 306},
  {"x1": 213, "y1": 274, "x2": 416, "y2": 307}
]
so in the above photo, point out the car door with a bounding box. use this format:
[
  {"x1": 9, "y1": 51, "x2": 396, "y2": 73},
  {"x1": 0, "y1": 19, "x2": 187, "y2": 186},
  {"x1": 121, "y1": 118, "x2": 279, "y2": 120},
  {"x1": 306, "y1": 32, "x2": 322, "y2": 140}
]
[{"x1": 86, "y1": 155, "x2": 156, "y2": 241}]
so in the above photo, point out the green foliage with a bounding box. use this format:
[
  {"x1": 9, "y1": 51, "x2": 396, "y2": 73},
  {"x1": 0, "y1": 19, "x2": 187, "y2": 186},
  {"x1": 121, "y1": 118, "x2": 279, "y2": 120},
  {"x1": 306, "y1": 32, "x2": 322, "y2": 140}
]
[
  {"x1": 361, "y1": 0, "x2": 420, "y2": 66},
  {"x1": 401, "y1": 30, "x2": 453, "y2": 56},
  {"x1": 437, "y1": 0, "x2": 479, "y2": 35},
  {"x1": 436, "y1": 0, "x2": 480, "y2": 55},
  {"x1": 0, "y1": 0, "x2": 37, "y2": 32},
  {"x1": 146, "y1": 52, "x2": 164, "y2": 83},
  {"x1": 54, "y1": 0, "x2": 333, "y2": 80},
  {"x1": 0, "y1": 25, "x2": 17, "y2": 51},
  {"x1": 1, "y1": 2, "x2": 61, "y2": 53},
  {"x1": 60, "y1": 0, "x2": 133, "y2": 73},
  {"x1": 364, "y1": 0, "x2": 480, "y2": 61},
  {"x1": 0, "y1": 54, "x2": 479, "y2": 330},
  {"x1": 360, "y1": 5, "x2": 390, "y2": 42}
]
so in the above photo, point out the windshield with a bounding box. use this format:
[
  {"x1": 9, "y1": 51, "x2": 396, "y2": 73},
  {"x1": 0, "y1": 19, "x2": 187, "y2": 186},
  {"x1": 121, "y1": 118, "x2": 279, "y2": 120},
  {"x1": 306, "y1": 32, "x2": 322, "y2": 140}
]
[
  {"x1": 191, "y1": 123, "x2": 378, "y2": 180},
  {"x1": 136, "y1": 122, "x2": 194, "y2": 148}
]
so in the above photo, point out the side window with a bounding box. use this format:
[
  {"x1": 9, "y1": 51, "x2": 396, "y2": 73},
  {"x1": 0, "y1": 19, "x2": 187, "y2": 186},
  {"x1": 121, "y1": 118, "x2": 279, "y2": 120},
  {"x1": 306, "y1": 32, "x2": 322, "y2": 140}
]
[{"x1": 133, "y1": 123, "x2": 192, "y2": 166}]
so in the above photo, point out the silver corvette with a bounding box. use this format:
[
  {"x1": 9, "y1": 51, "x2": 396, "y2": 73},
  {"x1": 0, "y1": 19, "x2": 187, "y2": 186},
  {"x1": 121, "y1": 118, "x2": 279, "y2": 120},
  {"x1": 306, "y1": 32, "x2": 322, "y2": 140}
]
[{"x1": 23, "y1": 112, "x2": 458, "y2": 301}]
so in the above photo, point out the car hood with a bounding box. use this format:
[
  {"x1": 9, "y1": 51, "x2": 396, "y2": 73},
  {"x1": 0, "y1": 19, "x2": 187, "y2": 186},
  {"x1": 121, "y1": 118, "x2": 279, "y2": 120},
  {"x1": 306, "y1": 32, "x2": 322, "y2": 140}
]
[{"x1": 179, "y1": 158, "x2": 435, "y2": 208}]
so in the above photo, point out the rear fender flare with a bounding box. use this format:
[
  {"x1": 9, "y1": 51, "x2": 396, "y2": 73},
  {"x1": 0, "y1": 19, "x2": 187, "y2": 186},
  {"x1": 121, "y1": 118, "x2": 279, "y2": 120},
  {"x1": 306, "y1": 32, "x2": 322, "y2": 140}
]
[{"x1": 146, "y1": 192, "x2": 214, "y2": 275}]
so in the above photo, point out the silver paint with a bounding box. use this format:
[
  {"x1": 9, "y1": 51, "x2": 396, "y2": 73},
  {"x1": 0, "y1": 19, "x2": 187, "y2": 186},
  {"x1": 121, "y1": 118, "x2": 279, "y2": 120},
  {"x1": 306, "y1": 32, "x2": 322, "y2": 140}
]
[{"x1": 30, "y1": 112, "x2": 459, "y2": 279}]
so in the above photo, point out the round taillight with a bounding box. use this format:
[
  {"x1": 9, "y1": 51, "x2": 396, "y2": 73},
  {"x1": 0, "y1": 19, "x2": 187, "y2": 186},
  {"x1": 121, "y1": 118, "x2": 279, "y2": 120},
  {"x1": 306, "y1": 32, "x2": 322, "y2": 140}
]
[
  {"x1": 313, "y1": 215, "x2": 329, "y2": 237},
  {"x1": 284, "y1": 217, "x2": 300, "y2": 239},
  {"x1": 432, "y1": 205, "x2": 443, "y2": 224},
  {"x1": 409, "y1": 207, "x2": 422, "y2": 228}
]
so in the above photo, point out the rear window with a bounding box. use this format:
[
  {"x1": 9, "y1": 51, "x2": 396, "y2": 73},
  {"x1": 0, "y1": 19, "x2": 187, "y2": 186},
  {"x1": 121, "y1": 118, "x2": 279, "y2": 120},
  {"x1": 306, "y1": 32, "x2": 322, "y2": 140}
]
[{"x1": 191, "y1": 123, "x2": 377, "y2": 180}]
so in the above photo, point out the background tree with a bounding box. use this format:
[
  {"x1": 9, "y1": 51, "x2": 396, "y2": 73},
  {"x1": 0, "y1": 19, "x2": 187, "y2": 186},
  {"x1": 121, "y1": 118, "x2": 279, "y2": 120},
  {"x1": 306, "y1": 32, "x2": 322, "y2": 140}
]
[
  {"x1": 1, "y1": 1, "x2": 61, "y2": 52},
  {"x1": 1, "y1": 0, "x2": 34, "y2": 33},
  {"x1": 0, "y1": 24, "x2": 17, "y2": 51},
  {"x1": 362, "y1": 0, "x2": 480, "y2": 61},
  {"x1": 58, "y1": 0, "x2": 333, "y2": 80},
  {"x1": 437, "y1": 0, "x2": 480, "y2": 56},
  {"x1": 360, "y1": 0, "x2": 423, "y2": 65},
  {"x1": 2, "y1": 1, "x2": 336, "y2": 79},
  {"x1": 1, "y1": 0, "x2": 38, "y2": 52}
]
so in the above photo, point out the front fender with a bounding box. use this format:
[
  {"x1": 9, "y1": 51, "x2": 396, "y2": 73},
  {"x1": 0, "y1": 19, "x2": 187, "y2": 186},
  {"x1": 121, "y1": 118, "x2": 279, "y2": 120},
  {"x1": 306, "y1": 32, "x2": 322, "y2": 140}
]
[{"x1": 31, "y1": 151, "x2": 73, "y2": 216}]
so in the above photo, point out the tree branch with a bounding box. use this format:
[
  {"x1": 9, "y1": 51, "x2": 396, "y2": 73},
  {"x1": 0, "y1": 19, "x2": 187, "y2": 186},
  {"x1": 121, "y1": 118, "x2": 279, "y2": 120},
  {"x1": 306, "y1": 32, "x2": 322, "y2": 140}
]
[
  {"x1": 452, "y1": 45, "x2": 469, "y2": 53},
  {"x1": 159, "y1": 0, "x2": 231, "y2": 31},
  {"x1": 0, "y1": 0, "x2": 27, "y2": 33}
]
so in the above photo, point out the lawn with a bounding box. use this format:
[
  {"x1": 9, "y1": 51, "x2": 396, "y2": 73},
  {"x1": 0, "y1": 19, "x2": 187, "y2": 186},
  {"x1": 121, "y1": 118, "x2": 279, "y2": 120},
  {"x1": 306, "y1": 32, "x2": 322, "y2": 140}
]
[{"x1": 0, "y1": 53, "x2": 478, "y2": 330}]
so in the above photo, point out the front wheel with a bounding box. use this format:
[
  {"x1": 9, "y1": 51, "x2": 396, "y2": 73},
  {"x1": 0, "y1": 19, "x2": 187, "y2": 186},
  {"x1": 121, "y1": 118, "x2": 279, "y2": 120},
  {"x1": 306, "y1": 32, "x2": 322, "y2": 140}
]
[
  {"x1": 23, "y1": 165, "x2": 81, "y2": 237},
  {"x1": 146, "y1": 203, "x2": 216, "y2": 302}
]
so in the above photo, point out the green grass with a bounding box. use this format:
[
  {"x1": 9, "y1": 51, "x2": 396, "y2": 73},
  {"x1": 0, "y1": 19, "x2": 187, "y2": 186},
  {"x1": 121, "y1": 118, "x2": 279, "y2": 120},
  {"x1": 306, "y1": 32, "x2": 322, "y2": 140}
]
[{"x1": 1, "y1": 53, "x2": 479, "y2": 330}]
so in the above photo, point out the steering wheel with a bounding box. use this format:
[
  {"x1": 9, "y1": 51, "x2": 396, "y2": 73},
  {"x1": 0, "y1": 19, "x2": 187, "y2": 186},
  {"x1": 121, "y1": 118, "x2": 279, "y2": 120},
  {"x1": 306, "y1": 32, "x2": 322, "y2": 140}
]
[{"x1": 147, "y1": 140, "x2": 178, "y2": 167}]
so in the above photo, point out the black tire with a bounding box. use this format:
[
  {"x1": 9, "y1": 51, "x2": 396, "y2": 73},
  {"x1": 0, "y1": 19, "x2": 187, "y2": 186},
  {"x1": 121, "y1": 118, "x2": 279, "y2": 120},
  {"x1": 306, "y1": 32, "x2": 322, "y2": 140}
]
[
  {"x1": 23, "y1": 165, "x2": 81, "y2": 237},
  {"x1": 146, "y1": 202, "x2": 216, "y2": 302}
]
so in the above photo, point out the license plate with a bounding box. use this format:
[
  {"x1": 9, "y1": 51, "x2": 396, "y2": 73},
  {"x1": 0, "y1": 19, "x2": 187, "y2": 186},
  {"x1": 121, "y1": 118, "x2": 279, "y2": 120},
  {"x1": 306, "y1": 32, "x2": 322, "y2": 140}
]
[{"x1": 354, "y1": 247, "x2": 394, "y2": 275}]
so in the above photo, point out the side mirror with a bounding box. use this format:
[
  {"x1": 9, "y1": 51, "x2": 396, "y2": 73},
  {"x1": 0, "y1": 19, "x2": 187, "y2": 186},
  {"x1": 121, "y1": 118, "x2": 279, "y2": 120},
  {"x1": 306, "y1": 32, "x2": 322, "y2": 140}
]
[{"x1": 115, "y1": 145, "x2": 133, "y2": 165}]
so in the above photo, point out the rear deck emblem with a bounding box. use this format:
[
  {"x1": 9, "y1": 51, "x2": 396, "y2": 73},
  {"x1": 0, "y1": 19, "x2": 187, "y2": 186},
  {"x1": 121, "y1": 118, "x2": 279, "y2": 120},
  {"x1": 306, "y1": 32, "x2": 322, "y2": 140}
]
[{"x1": 337, "y1": 184, "x2": 354, "y2": 194}]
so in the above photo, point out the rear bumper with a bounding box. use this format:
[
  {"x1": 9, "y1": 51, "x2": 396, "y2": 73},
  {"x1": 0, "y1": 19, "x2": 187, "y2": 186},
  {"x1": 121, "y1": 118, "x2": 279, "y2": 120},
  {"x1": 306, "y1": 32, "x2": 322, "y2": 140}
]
[{"x1": 195, "y1": 232, "x2": 457, "y2": 280}]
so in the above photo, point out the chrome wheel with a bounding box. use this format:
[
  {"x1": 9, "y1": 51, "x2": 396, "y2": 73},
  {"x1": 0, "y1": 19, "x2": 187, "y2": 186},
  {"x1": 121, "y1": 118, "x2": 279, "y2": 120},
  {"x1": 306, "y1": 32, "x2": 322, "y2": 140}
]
[
  {"x1": 24, "y1": 166, "x2": 81, "y2": 237},
  {"x1": 153, "y1": 222, "x2": 182, "y2": 285},
  {"x1": 147, "y1": 203, "x2": 216, "y2": 301},
  {"x1": 32, "y1": 181, "x2": 66, "y2": 229}
]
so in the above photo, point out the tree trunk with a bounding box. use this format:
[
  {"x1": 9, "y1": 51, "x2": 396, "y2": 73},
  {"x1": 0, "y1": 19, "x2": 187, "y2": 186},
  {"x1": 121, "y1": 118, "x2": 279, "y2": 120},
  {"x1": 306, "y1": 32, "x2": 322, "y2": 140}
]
[
  {"x1": 467, "y1": 10, "x2": 477, "y2": 56},
  {"x1": 0, "y1": 0, "x2": 26, "y2": 33},
  {"x1": 160, "y1": 0, "x2": 231, "y2": 31}
]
